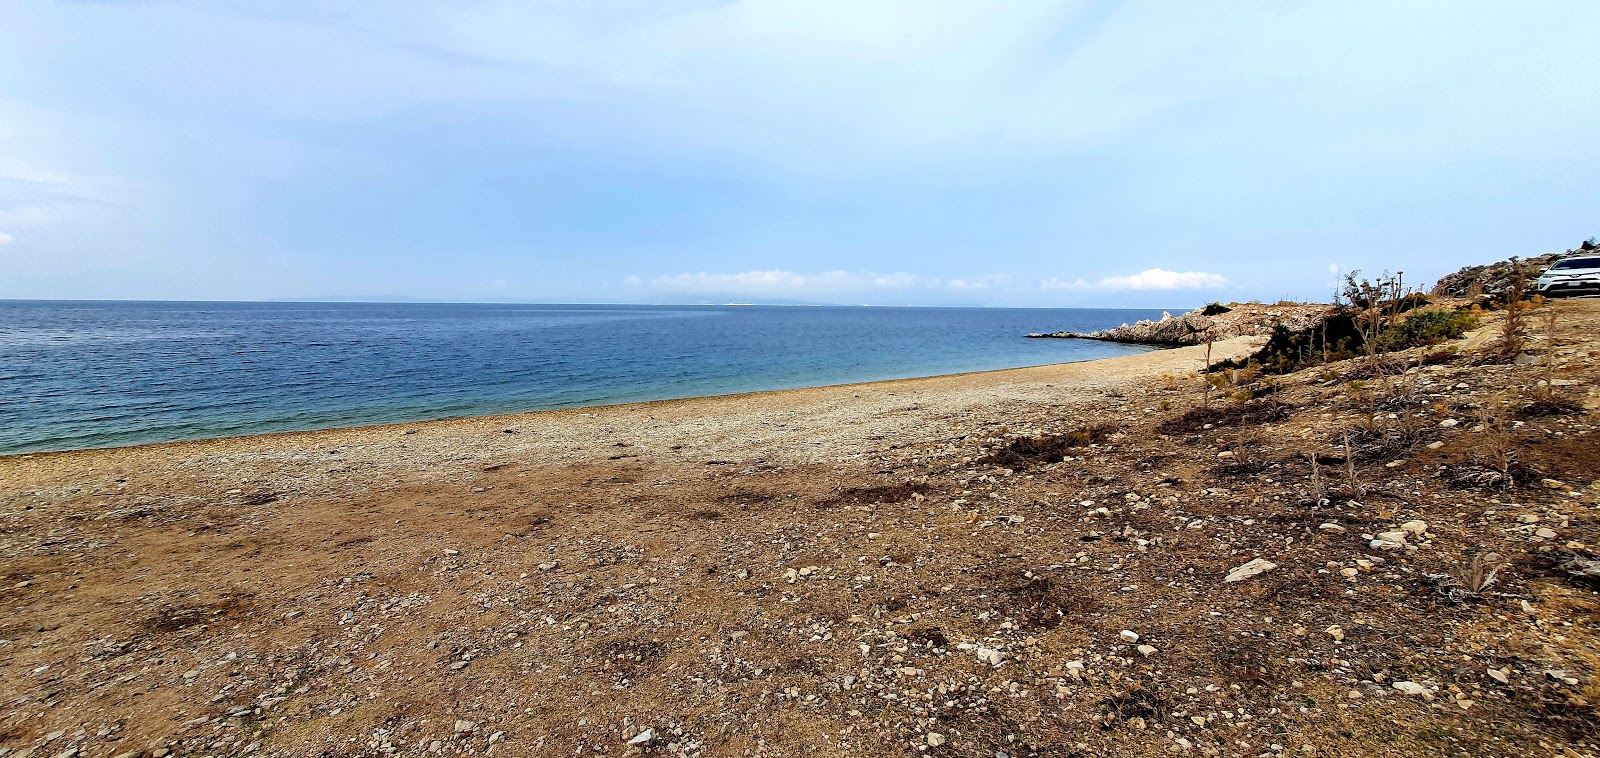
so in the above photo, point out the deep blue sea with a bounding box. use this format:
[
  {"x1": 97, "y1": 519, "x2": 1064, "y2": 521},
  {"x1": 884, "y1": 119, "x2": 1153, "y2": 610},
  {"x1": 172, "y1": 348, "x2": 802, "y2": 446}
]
[{"x1": 0, "y1": 301, "x2": 1167, "y2": 455}]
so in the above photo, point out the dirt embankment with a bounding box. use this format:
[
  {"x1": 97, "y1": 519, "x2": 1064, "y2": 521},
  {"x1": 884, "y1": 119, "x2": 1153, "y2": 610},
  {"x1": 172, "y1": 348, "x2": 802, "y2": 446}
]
[{"x1": 2, "y1": 301, "x2": 1599, "y2": 758}]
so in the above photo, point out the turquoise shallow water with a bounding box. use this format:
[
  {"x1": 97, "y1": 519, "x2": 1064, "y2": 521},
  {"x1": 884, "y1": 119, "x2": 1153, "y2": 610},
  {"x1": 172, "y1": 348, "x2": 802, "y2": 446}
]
[{"x1": 0, "y1": 301, "x2": 1167, "y2": 454}]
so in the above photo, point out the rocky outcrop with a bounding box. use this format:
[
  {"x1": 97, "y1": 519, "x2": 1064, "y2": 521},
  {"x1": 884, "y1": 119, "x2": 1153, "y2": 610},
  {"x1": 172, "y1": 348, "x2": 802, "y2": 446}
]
[
  {"x1": 1029, "y1": 303, "x2": 1332, "y2": 346},
  {"x1": 1431, "y1": 248, "x2": 1577, "y2": 300}
]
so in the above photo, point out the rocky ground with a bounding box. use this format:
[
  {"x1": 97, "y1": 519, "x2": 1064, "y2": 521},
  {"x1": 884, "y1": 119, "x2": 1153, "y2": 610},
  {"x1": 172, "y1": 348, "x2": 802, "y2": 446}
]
[{"x1": 2, "y1": 299, "x2": 1598, "y2": 758}]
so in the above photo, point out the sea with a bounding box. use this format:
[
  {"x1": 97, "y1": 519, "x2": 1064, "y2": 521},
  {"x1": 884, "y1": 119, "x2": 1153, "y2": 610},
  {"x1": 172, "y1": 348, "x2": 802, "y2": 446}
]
[{"x1": 0, "y1": 301, "x2": 1169, "y2": 455}]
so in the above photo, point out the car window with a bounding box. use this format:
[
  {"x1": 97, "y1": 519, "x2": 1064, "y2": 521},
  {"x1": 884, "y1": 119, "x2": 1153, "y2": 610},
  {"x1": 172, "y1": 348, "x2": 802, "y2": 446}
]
[{"x1": 1551, "y1": 257, "x2": 1600, "y2": 270}]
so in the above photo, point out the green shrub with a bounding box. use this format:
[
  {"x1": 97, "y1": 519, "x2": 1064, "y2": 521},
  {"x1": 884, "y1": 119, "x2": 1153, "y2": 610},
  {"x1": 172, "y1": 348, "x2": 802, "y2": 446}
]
[{"x1": 1373, "y1": 309, "x2": 1480, "y2": 352}]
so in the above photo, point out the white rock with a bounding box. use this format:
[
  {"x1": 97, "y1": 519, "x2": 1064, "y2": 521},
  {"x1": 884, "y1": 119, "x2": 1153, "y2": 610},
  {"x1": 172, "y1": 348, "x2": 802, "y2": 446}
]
[
  {"x1": 1392, "y1": 681, "x2": 1433, "y2": 700},
  {"x1": 628, "y1": 729, "x2": 655, "y2": 745},
  {"x1": 1318, "y1": 523, "x2": 1346, "y2": 533},
  {"x1": 1370, "y1": 531, "x2": 1408, "y2": 549},
  {"x1": 1119, "y1": 630, "x2": 1140, "y2": 643},
  {"x1": 1224, "y1": 558, "x2": 1278, "y2": 583},
  {"x1": 974, "y1": 647, "x2": 1004, "y2": 666},
  {"x1": 925, "y1": 732, "x2": 946, "y2": 747},
  {"x1": 1399, "y1": 520, "x2": 1428, "y2": 536},
  {"x1": 1137, "y1": 645, "x2": 1157, "y2": 657}
]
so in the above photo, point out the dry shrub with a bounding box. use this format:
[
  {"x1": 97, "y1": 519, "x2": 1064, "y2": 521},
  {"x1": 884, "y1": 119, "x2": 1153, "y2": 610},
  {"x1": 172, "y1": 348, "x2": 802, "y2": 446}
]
[
  {"x1": 1157, "y1": 400, "x2": 1294, "y2": 434},
  {"x1": 817, "y1": 482, "x2": 923, "y2": 507},
  {"x1": 980, "y1": 424, "x2": 1118, "y2": 468},
  {"x1": 1429, "y1": 552, "x2": 1507, "y2": 602}
]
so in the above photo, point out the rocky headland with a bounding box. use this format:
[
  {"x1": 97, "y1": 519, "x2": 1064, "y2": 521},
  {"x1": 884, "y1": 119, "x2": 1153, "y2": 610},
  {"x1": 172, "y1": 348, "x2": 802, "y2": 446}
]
[{"x1": 1028, "y1": 302, "x2": 1333, "y2": 346}]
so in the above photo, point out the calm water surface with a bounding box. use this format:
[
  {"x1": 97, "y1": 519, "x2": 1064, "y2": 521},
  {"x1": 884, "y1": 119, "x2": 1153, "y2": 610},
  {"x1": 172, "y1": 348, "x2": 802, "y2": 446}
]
[{"x1": 0, "y1": 301, "x2": 1168, "y2": 454}]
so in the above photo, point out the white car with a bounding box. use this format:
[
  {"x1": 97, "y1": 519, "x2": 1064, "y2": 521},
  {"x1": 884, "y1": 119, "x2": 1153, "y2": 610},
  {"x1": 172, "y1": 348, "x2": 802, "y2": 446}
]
[{"x1": 1535, "y1": 254, "x2": 1600, "y2": 297}]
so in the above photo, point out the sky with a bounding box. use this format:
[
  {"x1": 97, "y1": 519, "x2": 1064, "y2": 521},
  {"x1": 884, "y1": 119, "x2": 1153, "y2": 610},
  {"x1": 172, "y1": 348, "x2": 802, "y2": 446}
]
[{"x1": 1, "y1": 1, "x2": 1597, "y2": 308}]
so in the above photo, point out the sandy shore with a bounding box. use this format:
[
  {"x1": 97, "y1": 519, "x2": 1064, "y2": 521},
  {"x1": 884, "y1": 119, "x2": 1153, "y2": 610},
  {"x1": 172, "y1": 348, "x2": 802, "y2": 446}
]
[{"x1": 0, "y1": 337, "x2": 1255, "y2": 498}]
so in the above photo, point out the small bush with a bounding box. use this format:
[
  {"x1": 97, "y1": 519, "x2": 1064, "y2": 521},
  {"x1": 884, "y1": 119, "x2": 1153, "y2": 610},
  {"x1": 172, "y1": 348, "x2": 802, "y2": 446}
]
[
  {"x1": 980, "y1": 424, "x2": 1119, "y2": 468},
  {"x1": 1157, "y1": 401, "x2": 1294, "y2": 434},
  {"x1": 1372, "y1": 309, "x2": 1480, "y2": 352}
]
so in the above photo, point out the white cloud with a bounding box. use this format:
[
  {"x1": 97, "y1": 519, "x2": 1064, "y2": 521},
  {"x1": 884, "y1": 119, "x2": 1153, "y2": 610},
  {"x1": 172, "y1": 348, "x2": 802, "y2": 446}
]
[
  {"x1": 640, "y1": 269, "x2": 933, "y2": 295},
  {"x1": 1097, "y1": 268, "x2": 1227, "y2": 290},
  {"x1": 0, "y1": 231, "x2": 13, "y2": 245},
  {"x1": 632, "y1": 270, "x2": 1023, "y2": 298},
  {"x1": 946, "y1": 274, "x2": 1009, "y2": 290},
  {"x1": 1038, "y1": 277, "x2": 1089, "y2": 290},
  {"x1": 0, "y1": 206, "x2": 63, "y2": 228},
  {"x1": 1040, "y1": 269, "x2": 1227, "y2": 291}
]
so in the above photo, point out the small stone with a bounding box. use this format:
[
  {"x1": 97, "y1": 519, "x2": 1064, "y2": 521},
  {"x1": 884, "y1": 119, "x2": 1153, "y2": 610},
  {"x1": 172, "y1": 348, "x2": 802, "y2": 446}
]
[
  {"x1": 449, "y1": 661, "x2": 469, "y2": 670},
  {"x1": 1487, "y1": 667, "x2": 1510, "y2": 684},
  {"x1": 926, "y1": 732, "x2": 946, "y2": 747},
  {"x1": 1216, "y1": 451, "x2": 1235, "y2": 459},
  {"x1": 1426, "y1": 441, "x2": 1444, "y2": 450},
  {"x1": 1541, "y1": 478, "x2": 1568, "y2": 490},
  {"x1": 628, "y1": 729, "x2": 655, "y2": 746},
  {"x1": 1326, "y1": 625, "x2": 1345, "y2": 642},
  {"x1": 1119, "y1": 630, "x2": 1140, "y2": 643},
  {"x1": 1137, "y1": 645, "x2": 1157, "y2": 657},
  {"x1": 1439, "y1": 419, "x2": 1459, "y2": 428},
  {"x1": 1399, "y1": 520, "x2": 1428, "y2": 536},
  {"x1": 1370, "y1": 531, "x2": 1408, "y2": 549},
  {"x1": 1318, "y1": 523, "x2": 1346, "y2": 533},
  {"x1": 443, "y1": 549, "x2": 460, "y2": 556},
  {"x1": 1224, "y1": 558, "x2": 1278, "y2": 583},
  {"x1": 1340, "y1": 567, "x2": 1359, "y2": 578},
  {"x1": 454, "y1": 720, "x2": 475, "y2": 733},
  {"x1": 1536, "y1": 527, "x2": 1559, "y2": 540},
  {"x1": 1392, "y1": 681, "x2": 1433, "y2": 700}
]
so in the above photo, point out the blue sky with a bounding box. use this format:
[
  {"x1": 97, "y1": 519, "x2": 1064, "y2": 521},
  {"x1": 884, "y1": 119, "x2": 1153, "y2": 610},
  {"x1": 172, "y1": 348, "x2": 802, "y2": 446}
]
[{"x1": 1, "y1": 1, "x2": 1597, "y2": 307}]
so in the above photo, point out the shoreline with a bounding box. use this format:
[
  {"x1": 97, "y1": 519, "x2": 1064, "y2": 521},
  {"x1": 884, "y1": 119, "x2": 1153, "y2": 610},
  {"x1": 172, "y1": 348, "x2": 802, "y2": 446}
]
[{"x1": 0, "y1": 338, "x2": 1194, "y2": 466}]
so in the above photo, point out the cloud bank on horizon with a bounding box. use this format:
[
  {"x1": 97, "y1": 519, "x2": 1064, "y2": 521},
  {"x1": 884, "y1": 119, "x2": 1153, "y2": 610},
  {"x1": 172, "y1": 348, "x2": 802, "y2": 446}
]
[{"x1": 1, "y1": 1, "x2": 1597, "y2": 306}]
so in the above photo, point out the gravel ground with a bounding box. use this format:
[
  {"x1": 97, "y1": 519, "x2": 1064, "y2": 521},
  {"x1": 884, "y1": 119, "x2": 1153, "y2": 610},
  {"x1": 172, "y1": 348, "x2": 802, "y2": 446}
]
[{"x1": 2, "y1": 301, "x2": 1598, "y2": 758}]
